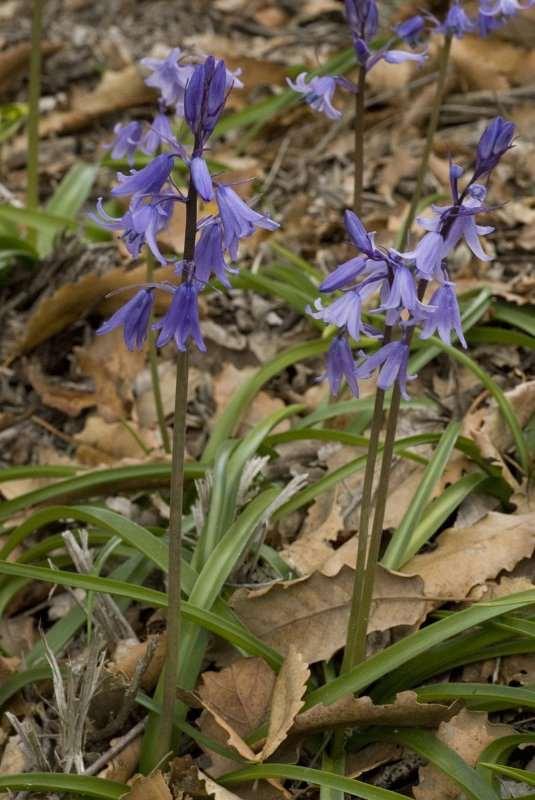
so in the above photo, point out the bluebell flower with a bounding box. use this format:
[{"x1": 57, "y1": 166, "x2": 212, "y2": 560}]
[
  {"x1": 97, "y1": 289, "x2": 154, "y2": 350},
  {"x1": 141, "y1": 112, "x2": 175, "y2": 155},
  {"x1": 344, "y1": 210, "x2": 381, "y2": 259},
  {"x1": 356, "y1": 39, "x2": 427, "y2": 71},
  {"x1": 480, "y1": 0, "x2": 534, "y2": 16},
  {"x1": 153, "y1": 281, "x2": 206, "y2": 352},
  {"x1": 476, "y1": 10, "x2": 504, "y2": 34},
  {"x1": 190, "y1": 156, "x2": 213, "y2": 201},
  {"x1": 395, "y1": 15, "x2": 425, "y2": 46},
  {"x1": 92, "y1": 196, "x2": 173, "y2": 263},
  {"x1": 184, "y1": 56, "x2": 228, "y2": 142},
  {"x1": 194, "y1": 220, "x2": 235, "y2": 287},
  {"x1": 106, "y1": 121, "x2": 143, "y2": 165},
  {"x1": 215, "y1": 184, "x2": 279, "y2": 260},
  {"x1": 473, "y1": 116, "x2": 515, "y2": 180},
  {"x1": 357, "y1": 341, "x2": 414, "y2": 399},
  {"x1": 324, "y1": 336, "x2": 360, "y2": 397},
  {"x1": 286, "y1": 74, "x2": 351, "y2": 120},
  {"x1": 419, "y1": 282, "x2": 467, "y2": 347},
  {"x1": 435, "y1": 2, "x2": 475, "y2": 36},
  {"x1": 141, "y1": 48, "x2": 193, "y2": 112},
  {"x1": 378, "y1": 262, "x2": 428, "y2": 315},
  {"x1": 320, "y1": 255, "x2": 369, "y2": 292},
  {"x1": 309, "y1": 291, "x2": 363, "y2": 341},
  {"x1": 112, "y1": 153, "x2": 175, "y2": 197}
]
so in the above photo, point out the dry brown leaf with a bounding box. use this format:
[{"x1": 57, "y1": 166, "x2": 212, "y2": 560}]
[
  {"x1": 450, "y1": 35, "x2": 535, "y2": 90},
  {"x1": 405, "y1": 511, "x2": 535, "y2": 600},
  {"x1": 261, "y1": 645, "x2": 310, "y2": 760},
  {"x1": 280, "y1": 487, "x2": 344, "y2": 575},
  {"x1": 0, "y1": 41, "x2": 61, "y2": 92},
  {"x1": 413, "y1": 709, "x2": 512, "y2": 800},
  {"x1": 39, "y1": 65, "x2": 156, "y2": 137},
  {"x1": 0, "y1": 736, "x2": 27, "y2": 775},
  {"x1": 25, "y1": 360, "x2": 96, "y2": 417},
  {"x1": 98, "y1": 736, "x2": 142, "y2": 783},
  {"x1": 293, "y1": 690, "x2": 452, "y2": 735},
  {"x1": 110, "y1": 636, "x2": 166, "y2": 692},
  {"x1": 75, "y1": 330, "x2": 145, "y2": 422},
  {"x1": 198, "y1": 770, "x2": 245, "y2": 800},
  {"x1": 346, "y1": 743, "x2": 404, "y2": 779},
  {"x1": 230, "y1": 566, "x2": 426, "y2": 664},
  {"x1": 122, "y1": 771, "x2": 172, "y2": 800},
  {"x1": 75, "y1": 415, "x2": 160, "y2": 465},
  {"x1": 0, "y1": 656, "x2": 20, "y2": 683},
  {"x1": 463, "y1": 381, "x2": 535, "y2": 487}
]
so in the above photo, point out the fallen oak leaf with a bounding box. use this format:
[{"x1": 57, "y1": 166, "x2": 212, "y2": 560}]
[
  {"x1": 25, "y1": 360, "x2": 96, "y2": 417},
  {"x1": 120, "y1": 770, "x2": 172, "y2": 800}
]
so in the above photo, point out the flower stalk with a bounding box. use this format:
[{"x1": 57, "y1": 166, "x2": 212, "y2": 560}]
[
  {"x1": 157, "y1": 183, "x2": 197, "y2": 760},
  {"x1": 27, "y1": 0, "x2": 44, "y2": 215},
  {"x1": 146, "y1": 255, "x2": 171, "y2": 453}
]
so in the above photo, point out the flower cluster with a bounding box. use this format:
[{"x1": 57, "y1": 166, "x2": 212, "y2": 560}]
[
  {"x1": 95, "y1": 50, "x2": 278, "y2": 352},
  {"x1": 290, "y1": 0, "x2": 534, "y2": 118},
  {"x1": 310, "y1": 117, "x2": 515, "y2": 398}
]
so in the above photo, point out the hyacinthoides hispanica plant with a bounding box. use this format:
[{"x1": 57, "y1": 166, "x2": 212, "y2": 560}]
[{"x1": 94, "y1": 51, "x2": 278, "y2": 763}]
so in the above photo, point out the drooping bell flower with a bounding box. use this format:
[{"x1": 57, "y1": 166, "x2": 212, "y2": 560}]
[{"x1": 97, "y1": 289, "x2": 154, "y2": 351}]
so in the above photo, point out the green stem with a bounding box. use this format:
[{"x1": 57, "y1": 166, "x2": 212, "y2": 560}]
[
  {"x1": 27, "y1": 0, "x2": 44, "y2": 215},
  {"x1": 156, "y1": 182, "x2": 198, "y2": 761},
  {"x1": 353, "y1": 66, "x2": 366, "y2": 215},
  {"x1": 146, "y1": 256, "x2": 171, "y2": 453},
  {"x1": 398, "y1": 33, "x2": 453, "y2": 250}
]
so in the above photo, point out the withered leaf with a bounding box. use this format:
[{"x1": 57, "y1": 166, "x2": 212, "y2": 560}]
[{"x1": 119, "y1": 771, "x2": 172, "y2": 800}]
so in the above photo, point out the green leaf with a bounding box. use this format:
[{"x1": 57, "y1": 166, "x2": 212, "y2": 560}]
[
  {"x1": 416, "y1": 682, "x2": 535, "y2": 711},
  {"x1": 479, "y1": 763, "x2": 535, "y2": 787},
  {"x1": 390, "y1": 472, "x2": 488, "y2": 568},
  {"x1": 203, "y1": 339, "x2": 329, "y2": 460},
  {"x1": 0, "y1": 774, "x2": 127, "y2": 799},
  {"x1": 468, "y1": 326, "x2": 535, "y2": 350},
  {"x1": 0, "y1": 665, "x2": 50, "y2": 708},
  {"x1": 221, "y1": 763, "x2": 409, "y2": 800},
  {"x1": 0, "y1": 560, "x2": 282, "y2": 669},
  {"x1": 0, "y1": 462, "x2": 204, "y2": 521},
  {"x1": 493, "y1": 302, "x2": 535, "y2": 337},
  {"x1": 477, "y1": 733, "x2": 535, "y2": 785},
  {"x1": 361, "y1": 729, "x2": 500, "y2": 800},
  {"x1": 39, "y1": 162, "x2": 98, "y2": 253},
  {"x1": 382, "y1": 422, "x2": 460, "y2": 569}
]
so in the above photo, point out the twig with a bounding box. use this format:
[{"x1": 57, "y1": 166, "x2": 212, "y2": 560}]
[{"x1": 85, "y1": 719, "x2": 146, "y2": 776}]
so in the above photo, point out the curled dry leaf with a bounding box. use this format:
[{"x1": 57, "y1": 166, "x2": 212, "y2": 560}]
[
  {"x1": 199, "y1": 648, "x2": 309, "y2": 764},
  {"x1": 122, "y1": 771, "x2": 172, "y2": 800},
  {"x1": 0, "y1": 41, "x2": 61, "y2": 92},
  {"x1": 75, "y1": 415, "x2": 160, "y2": 466},
  {"x1": 198, "y1": 770, "x2": 245, "y2": 800},
  {"x1": 463, "y1": 381, "x2": 535, "y2": 487},
  {"x1": 346, "y1": 743, "x2": 404, "y2": 780},
  {"x1": 404, "y1": 511, "x2": 535, "y2": 601},
  {"x1": 25, "y1": 360, "x2": 96, "y2": 417},
  {"x1": 292, "y1": 690, "x2": 453, "y2": 736},
  {"x1": 230, "y1": 566, "x2": 427, "y2": 664},
  {"x1": 98, "y1": 736, "x2": 142, "y2": 784},
  {"x1": 413, "y1": 709, "x2": 512, "y2": 800},
  {"x1": 450, "y1": 35, "x2": 535, "y2": 91},
  {"x1": 110, "y1": 636, "x2": 166, "y2": 692}
]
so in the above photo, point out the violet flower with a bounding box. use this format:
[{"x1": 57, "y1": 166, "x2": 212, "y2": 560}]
[
  {"x1": 92, "y1": 196, "x2": 173, "y2": 264},
  {"x1": 194, "y1": 220, "x2": 235, "y2": 287},
  {"x1": 325, "y1": 336, "x2": 360, "y2": 397},
  {"x1": 141, "y1": 112, "x2": 175, "y2": 155},
  {"x1": 106, "y1": 121, "x2": 143, "y2": 165},
  {"x1": 112, "y1": 153, "x2": 176, "y2": 197},
  {"x1": 97, "y1": 289, "x2": 154, "y2": 350},
  {"x1": 473, "y1": 115, "x2": 515, "y2": 180},
  {"x1": 419, "y1": 282, "x2": 467, "y2": 347},
  {"x1": 395, "y1": 15, "x2": 426, "y2": 46},
  {"x1": 435, "y1": 2, "x2": 475, "y2": 36},
  {"x1": 357, "y1": 341, "x2": 414, "y2": 399},
  {"x1": 184, "y1": 56, "x2": 228, "y2": 143},
  {"x1": 286, "y1": 74, "x2": 349, "y2": 120},
  {"x1": 141, "y1": 48, "x2": 193, "y2": 112},
  {"x1": 215, "y1": 184, "x2": 279, "y2": 260},
  {"x1": 190, "y1": 156, "x2": 213, "y2": 201},
  {"x1": 153, "y1": 281, "x2": 206, "y2": 352},
  {"x1": 480, "y1": 0, "x2": 534, "y2": 16}
]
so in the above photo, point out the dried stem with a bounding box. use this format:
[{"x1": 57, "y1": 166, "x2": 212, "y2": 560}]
[
  {"x1": 146, "y1": 255, "x2": 171, "y2": 453},
  {"x1": 156, "y1": 182, "x2": 198, "y2": 761},
  {"x1": 353, "y1": 65, "x2": 366, "y2": 215},
  {"x1": 27, "y1": 0, "x2": 44, "y2": 215},
  {"x1": 398, "y1": 33, "x2": 453, "y2": 250}
]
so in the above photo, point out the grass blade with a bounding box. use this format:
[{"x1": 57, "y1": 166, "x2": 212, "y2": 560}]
[
  {"x1": 416, "y1": 682, "x2": 535, "y2": 711},
  {"x1": 479, "y1": 763, "x2": 535, "y2": 787},
  {"x1": 382, "y1": 422, "x2": 460, "y2": 569},
  {"x1": 0, "y1": 774, "x2": 126, "y2": 799}
]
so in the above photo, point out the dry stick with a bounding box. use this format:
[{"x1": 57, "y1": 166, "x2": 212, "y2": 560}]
[
  {"x1": 85, "y1": 719, "x2": 147, "y2": 776},
  {"x1": 146, "y1": 255, "x2": 171, "y2": 453},
  {"x1": 157, "y1": 182, "x2": 198, "y2": 761},
  {"x1": 27, "y1": 0, "x2": 43, "y2": 227}
]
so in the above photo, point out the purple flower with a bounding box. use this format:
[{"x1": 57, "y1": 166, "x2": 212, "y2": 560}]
[
  {"x1": 435, "y1": 2, "x2": 475, "y2": 36},
  {"x1": 190, "y1": 156, "x2": 213, "y2": 201},
  {"x1": 106, "y1": 121, "x2": 143, "y2": 165},
  {"x1": 357, "y1": 341, "x2": 414, "y2": 399},
  {"x1": 194, "y1": 220, "x2": 235, "y2": 287},
  {"x1": 476, "y1": 10, "x2": 504, "y2": 33},
  {"x1": 215, "y1": 184, "x2": 279, "y2": 260},
  {"x1": 309, "y1": 291, "x2": 365, "y2": 341},
  {"x1": 380, "y1": 49, "x2": 427, "y2": 65},
  {"x1": 378, "y1": 263, "x2": 427, "y2": 315},
  {"x1": 345, "y1": 0, "x2": 379, "y2": 44},
  {"x1": 480, "y1": 0, "x2": 534, "y2": 16},
  {"x1": 97, "y1": 289, "x2": 154, "y2": 350},
  {"x1": 153, "y1": 281, "x2": 206, "y2": 352},
  {"x1": 395, "y1": 15, "x2": 425, "y2": 46},
  {"x1": 344, "y1": 210, "x2": 380, "y2": 258},
  {"x1": 407, "y1": 230, "x2": 447, "y2": 280},
  {"x1": 141, "y1": 48, "x2": 193, "y2": 112},
  {"x1": 419, "y1": 282, "x2": 467, "y2": 347},
  {"x1": 320, "y1": 255, "x2": 369, "y2": 292},
  {"x1": 92, "y1": 196, "x2": 173, "y2": 263},
  {"x1": 324, "y1": 336, "x2": 360, "y2": 397},
  {"x1": 184, "y1": 56, "x2": 228, "y2": 142},
  {"x1": 112, "y1": 153, "x2": 175, "y2": 197},
  {"x1": 141, "y1": 112, "x2": 175, "y2": 155},
  {"x1": 287, "y1": 74, "x2": 346, "y2": 120},
  {"x1": 473, "y1": 116, "x2": 515, "y2": 180}
]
